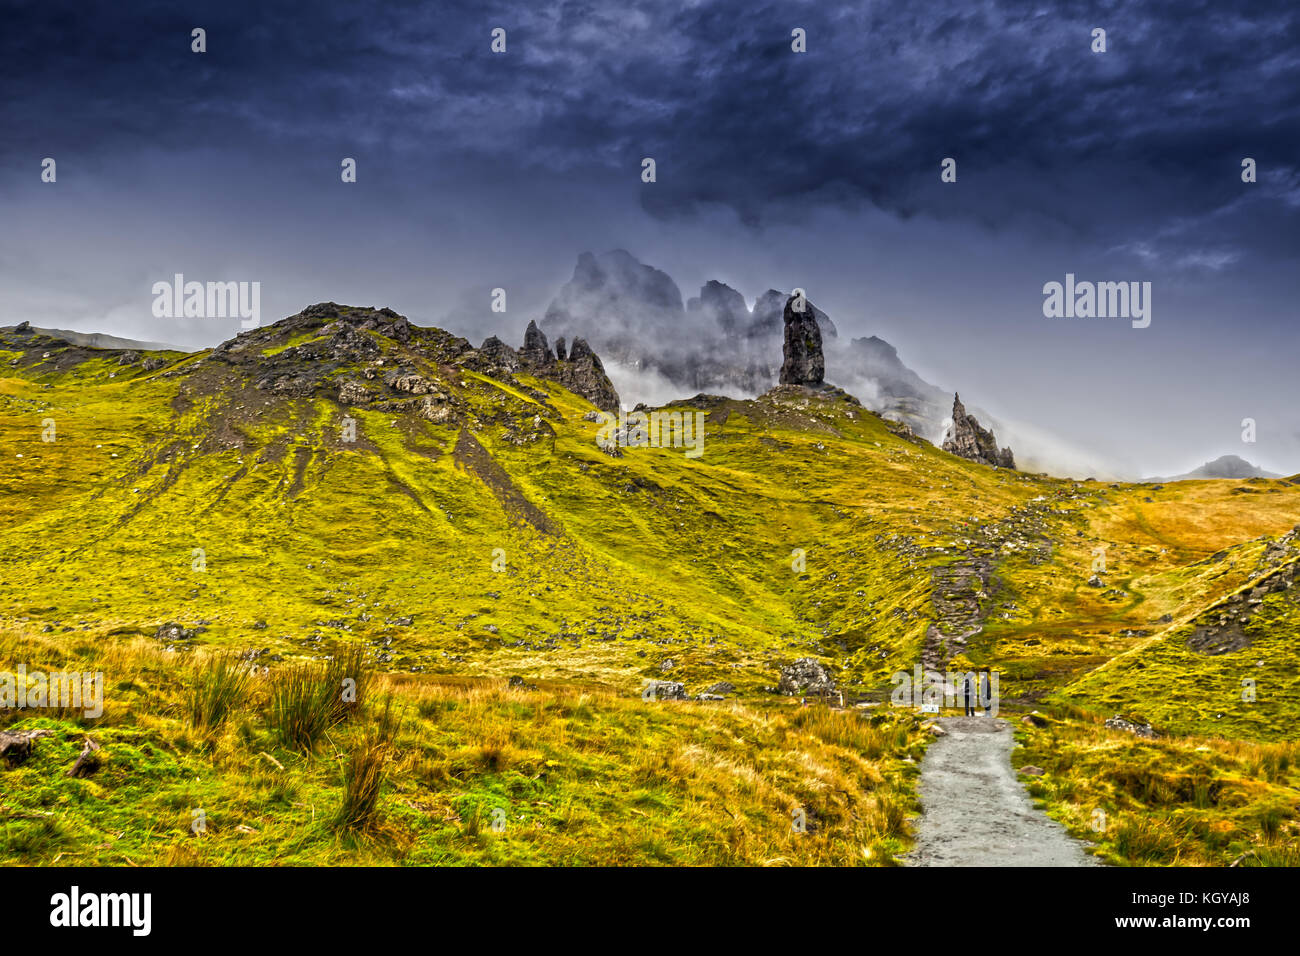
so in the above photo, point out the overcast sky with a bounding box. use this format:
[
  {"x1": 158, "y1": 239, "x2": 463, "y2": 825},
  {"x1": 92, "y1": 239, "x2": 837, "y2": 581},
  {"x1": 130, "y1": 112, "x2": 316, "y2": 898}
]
[{"x1": 2, "y1": 0, "x2": 1297, "y2": 477}]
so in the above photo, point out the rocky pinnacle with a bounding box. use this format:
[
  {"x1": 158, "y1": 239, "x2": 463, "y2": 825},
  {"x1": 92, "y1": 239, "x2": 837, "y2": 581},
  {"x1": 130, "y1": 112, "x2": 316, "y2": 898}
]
[
  {"x1": 942, "y1": 393, "x2": 1015, "y2": 469},
  {"x1": 778, "y1": 294, "x2": 825, "y2": 386}
]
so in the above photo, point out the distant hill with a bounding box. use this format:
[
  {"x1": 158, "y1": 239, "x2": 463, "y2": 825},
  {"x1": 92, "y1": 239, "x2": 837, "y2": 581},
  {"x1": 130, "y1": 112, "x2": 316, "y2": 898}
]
[
  {"x1": 1148, "y1": 454, "x2": 1283, "y2": 482},
  {"x1": 5, "y1": 320, "x2": 178, "y2": 352}
]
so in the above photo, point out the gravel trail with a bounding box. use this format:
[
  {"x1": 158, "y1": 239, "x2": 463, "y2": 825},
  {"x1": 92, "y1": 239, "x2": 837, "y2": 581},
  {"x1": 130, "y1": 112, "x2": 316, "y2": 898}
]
[{"x1": 906, "y1": 716, "x2": 1101, "y2": 867}]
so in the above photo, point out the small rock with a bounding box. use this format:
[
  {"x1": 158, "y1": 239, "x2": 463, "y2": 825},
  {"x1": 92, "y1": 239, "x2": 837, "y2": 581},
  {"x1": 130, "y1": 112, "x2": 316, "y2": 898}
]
[{"x1": 643, "y1": 680, "x2": 688, "y2": 701}]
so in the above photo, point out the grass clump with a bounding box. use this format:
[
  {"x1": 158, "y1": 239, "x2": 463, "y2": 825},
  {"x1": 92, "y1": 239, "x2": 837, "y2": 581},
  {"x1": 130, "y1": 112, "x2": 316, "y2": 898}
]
[
  {"x1": 267, "y1": 662, "x2": 341, "y2": 752},
  {"x1": 335, "y1": 699, "x2": 400, "y2": 833},
  {"x1": 267, "y1": 647, "x2": 370, "y2": 752},
  {"x1": 187, "y1": 653, "x2": 253, "y2": 733}
]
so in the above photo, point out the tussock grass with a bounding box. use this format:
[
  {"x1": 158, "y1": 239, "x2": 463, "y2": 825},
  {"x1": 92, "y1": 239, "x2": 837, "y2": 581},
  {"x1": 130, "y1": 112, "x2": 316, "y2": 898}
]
[
  {"x1": 187, "y1": 653, "x2": 253, "y2": 733},
  {"x1": 0, "y1": 634, "x2": 925, "y2": 865},
  {"x1": 1015, "y1": 718, "x2": 1300, "y2": 866},
  {"x1": 267, "y1": 661, "x2": 342, "y2": 753},
  {"x1": 323, "y1": 646, "x2": 369, "y2": 724},
  {"x1": 334, "y1": 699, "x2": 400, "y2": 833}
]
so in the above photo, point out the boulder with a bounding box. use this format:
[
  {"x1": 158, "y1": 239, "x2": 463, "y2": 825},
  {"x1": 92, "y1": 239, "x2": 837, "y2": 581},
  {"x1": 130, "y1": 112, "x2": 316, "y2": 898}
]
[
  {"x1": 154, "y1": 622, "x2": 197, "y2": 643},
  {"x1": 643, "y1": 680, "x2": 689, "y2": 701},
  {"x1": 1104, "y1": 715, "x2": 1158, "y2": 739},
  {"x1": 777, "y1": 657, "x2": 836, "y2": 696},
  {"x1": 0, "y1": 728, "x2": 53, "y2": 766}
]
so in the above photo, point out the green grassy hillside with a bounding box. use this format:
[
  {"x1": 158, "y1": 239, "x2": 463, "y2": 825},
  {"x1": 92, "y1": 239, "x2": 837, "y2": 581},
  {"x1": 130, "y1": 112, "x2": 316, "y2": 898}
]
[{"x1": 2, "y1": 304, "x2": 1297, "y2": 865}]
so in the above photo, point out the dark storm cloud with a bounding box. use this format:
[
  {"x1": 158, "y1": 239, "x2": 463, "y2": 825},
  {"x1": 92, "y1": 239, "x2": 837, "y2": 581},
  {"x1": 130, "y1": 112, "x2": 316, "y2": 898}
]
[
  {"x1": 4, "y1": 0, "x2": 1297, "y2": 262},
  {"x1": 2, "y1": 0, "x2": 1297, "y2": 477}
]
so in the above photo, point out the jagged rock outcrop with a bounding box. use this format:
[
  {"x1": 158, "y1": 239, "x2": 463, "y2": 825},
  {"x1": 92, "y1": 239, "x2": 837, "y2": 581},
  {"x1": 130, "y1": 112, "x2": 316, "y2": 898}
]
[
  {"x1": 942, "y1": 393, "x2": 1015, "y2": 468},
  {"x1": 779, "y1": 295, "x2": 825, "y2": 386},
  {"x1": 554, "y1": 337, "x2": 619, "y2": 412},
  {"x1": 478, "y1": 335, "x2": 521, "y2": 372},
  {"x1": 531, "y1": 251, "x2": 978, "y2": 433},
  {"x1": 539, "y1": 252, "x2": 845, "y2": 397},
  {"x1": 542, "y1": 250, "x2": 683, "y2": 360},
  {"x1": 514, "y1": 323, "x2": 619, "y2": 412},
  {"x1": 519, "y1": 320, "x2": 553, "y2": 367}
]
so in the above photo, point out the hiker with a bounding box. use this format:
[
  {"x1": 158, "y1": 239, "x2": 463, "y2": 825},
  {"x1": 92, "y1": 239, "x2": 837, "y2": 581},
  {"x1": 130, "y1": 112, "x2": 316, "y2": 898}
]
[
  {"x1": 963, "y1": 673, "x2": 975, "y2": 716},
  {"x1": 981, "y1": 672, "x2": 993, "y2": 716}
]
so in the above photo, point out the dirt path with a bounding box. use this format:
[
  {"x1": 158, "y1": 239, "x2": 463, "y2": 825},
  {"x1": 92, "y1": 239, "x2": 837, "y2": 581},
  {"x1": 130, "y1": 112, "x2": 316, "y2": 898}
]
[{"x1": 906, "y1": 716, "x2": 1101, "y2": 867}]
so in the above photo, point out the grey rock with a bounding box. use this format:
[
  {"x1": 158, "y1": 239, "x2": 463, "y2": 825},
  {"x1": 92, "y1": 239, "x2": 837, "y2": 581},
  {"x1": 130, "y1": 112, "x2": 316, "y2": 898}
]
[
  {"x1": 555, "y1": 337, "x2": 619, "y2": 412},
  {"x1": 478, "y1": 335, "x2": 521, "y2": 372},
  {"x1": 154, "y1": 621, "x2": 197, "y2": 643},
  {"x1": 779, "y1": 295, "x2": 825, "y2": 386},
  {"x1": 1104, "y1": 715, "x2": 1158, "y2": 739},
  {"x1": 777, "y1": 657, "x2": 836, "y2": 696},
  {"x1": 941, "y1": 393, "x2": 1015, "y2": 469},
  {"x1": 519, "y1": 320, "x2": 553, "y2": 367},
  {"x1": 643, "y1": 680, "x2": 689, "y2": 701}
]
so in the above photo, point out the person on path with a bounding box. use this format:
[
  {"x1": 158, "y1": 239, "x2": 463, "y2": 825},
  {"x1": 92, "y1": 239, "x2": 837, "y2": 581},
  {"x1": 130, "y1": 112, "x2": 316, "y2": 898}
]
[
  {"x1": 981, "y1": 672, "x2": 993, "y2": 716},
  {"x1": 963, "y1": 672, "x2": 975, "y2": 716}
]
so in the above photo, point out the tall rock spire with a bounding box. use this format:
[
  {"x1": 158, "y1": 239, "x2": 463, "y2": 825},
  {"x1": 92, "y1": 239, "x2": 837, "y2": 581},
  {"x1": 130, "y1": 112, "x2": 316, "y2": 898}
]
[{"x1": 778, "y1": 294, "x2": 825, "y2": 386}]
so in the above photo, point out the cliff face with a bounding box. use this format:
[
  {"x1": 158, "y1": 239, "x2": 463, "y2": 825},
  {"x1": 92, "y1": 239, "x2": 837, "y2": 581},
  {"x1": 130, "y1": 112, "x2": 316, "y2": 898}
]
[{"x1": 942, "y1": 393, "x2": 1015, "y2": 469}]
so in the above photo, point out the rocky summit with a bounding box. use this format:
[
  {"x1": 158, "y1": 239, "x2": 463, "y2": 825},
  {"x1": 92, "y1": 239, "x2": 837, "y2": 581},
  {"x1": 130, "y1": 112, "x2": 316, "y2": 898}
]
[{"x1": 941, "y1": 393, "x2": 1015, "y2": 469}]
